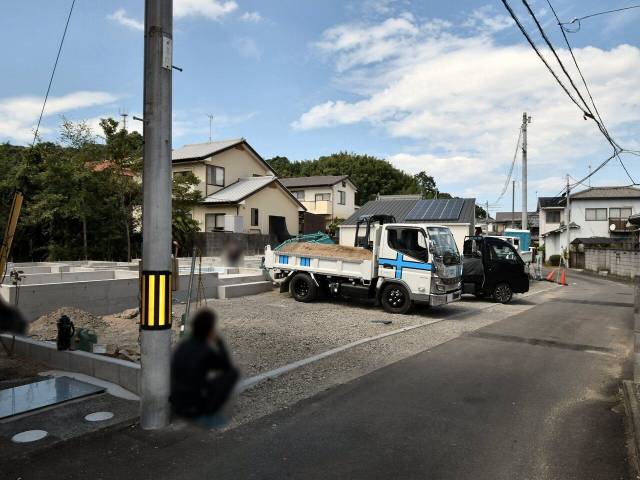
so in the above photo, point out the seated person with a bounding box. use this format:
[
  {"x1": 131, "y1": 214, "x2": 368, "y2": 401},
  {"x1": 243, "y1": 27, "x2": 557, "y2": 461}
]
[{"x1": 170, "y1": 309, "x2": 239, "y2": 423}]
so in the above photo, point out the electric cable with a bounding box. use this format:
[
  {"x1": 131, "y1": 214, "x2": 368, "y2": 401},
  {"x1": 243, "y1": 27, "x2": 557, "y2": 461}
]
[
  {"x1": 32, "y1": 0, "x2": 77, "y2": 146},
  {"x1": 495, "y1": 127, "x2": 522, "y2": 204},
  {"x1": 559, "y1": 4, "x2": 640, "y2": 32}
]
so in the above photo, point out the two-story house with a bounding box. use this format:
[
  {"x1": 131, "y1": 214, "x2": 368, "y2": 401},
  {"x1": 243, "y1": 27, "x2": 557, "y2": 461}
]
[
  {"x1": 541, "y1": 186, "x2": 640, "y2": 258},
  {"x1": 171, "y1": 138, "x2": 305, "y2": 239},
  {"x1": 280, "y1": 175, "x2": 358, "y2": 228},
  {"x1": 493, "y1": 211, "x2": 539, "y2": 242}
]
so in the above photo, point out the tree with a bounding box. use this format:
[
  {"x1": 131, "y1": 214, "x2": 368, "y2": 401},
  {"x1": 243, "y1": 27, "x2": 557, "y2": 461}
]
[
  {"x1": 475, "y1": 204, "x2": 488, "y2": 219},
  {"x1": 267, "y1": 152, "x2": 420, "y2": 205},
  {"x1": 414, "y1": 171, "x2": 437, "y2": 199},
  {"x1": 172, "y1": 171, "x2": 202, "y2": 255}
]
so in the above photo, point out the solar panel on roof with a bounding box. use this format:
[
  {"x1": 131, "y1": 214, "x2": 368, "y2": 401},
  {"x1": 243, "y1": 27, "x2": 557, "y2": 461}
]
[{"x1": 405, "y1": 198, "x2": 464, "y2": 221}]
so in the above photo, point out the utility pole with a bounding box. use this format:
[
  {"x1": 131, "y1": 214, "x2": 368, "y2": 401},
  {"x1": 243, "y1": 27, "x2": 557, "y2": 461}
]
[
  {"x1": 522, "y1": 112, "x2": 531, "y2": 230},
  {"x1": 121, "y1": 111, "x2": 128, "y2": 131},
  {"x1": 140, "y1": 0, "x2": 173, "y2": 430},
  {"x1": 511, "y1": 180, "x2": 515, "y2": 229},
  {"x1": 565, "y1": 174, "x2": 571, "y2": 268},
  {"x1": 208, "y1": 114, "x2": 213, "y2": 142}
]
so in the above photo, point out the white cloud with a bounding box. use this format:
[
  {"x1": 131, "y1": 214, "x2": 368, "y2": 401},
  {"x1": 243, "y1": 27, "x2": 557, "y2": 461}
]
[
  {"x1": 0, "y1": 91, "x2": 119, "y2": 143},
  {"x1": 240, "y1": 11, "x2": 263, "y2": 23},
  {"x1": 295, "y1": 11, "x2": 640, "y2": 201},
  {"x1": 107, "y1": 8, "x2": 144, "y2": 31},
  {"x1": 233, "y1": 37, "x2": 261, "y2": 59},
  {"x1": 174, "y1": 0, "x2": 237, "y2": 20}
]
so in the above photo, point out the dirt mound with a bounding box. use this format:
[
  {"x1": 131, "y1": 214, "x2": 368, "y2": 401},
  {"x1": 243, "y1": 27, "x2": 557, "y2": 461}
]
[
  {"x1": 278, "y1": 243, "x2": 372, "y2": 261},
  {"x1": 29, "y1": 307, "x2": 108, "y2": 341}
]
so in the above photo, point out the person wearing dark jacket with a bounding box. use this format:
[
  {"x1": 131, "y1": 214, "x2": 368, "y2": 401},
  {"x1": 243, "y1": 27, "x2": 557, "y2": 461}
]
[{"x1": 170, "y1": 308, "x2": 239, "y2": 422}]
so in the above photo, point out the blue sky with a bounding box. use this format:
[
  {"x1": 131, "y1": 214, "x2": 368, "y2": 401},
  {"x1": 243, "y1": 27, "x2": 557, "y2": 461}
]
[{"x1": 2, "y1": 0, "x2": 640, "y2": 213}]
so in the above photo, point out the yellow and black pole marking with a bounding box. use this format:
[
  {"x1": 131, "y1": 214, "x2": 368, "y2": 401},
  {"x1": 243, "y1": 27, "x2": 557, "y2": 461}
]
[{"x1": 140, "y1": 271, "x2": 172, "y2": 330}]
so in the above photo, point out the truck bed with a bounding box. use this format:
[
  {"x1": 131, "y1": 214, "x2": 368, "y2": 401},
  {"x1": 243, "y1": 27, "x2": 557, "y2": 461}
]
[{"x1": 277, "y1": 243, "x2": 373, "y2": 261}]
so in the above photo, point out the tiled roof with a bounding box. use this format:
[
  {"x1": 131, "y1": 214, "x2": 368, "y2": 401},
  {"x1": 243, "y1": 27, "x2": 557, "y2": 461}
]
[
  {"x1": 280, "y1": 175, "x2": 354, "y2": 189},
  {"x1": 172, "y1": 138, "x2": 244, "y2": 161},
  {"x1": 569, "y1": 186, "x2": 640, "y2": 199},
  {"x1": 202, "y1": 176, "x2": 277, "y2": 204},
  {"x1": 538, "y1": 196, "x2": 564, "y2": 208}
]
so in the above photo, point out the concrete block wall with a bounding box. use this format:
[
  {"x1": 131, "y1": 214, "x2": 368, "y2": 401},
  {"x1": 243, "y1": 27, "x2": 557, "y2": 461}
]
[
  {"x1": 585, "y1": 248, "x2": 640, "y2": 278},
  {"x1": 1, "y1": 334, "x2": 141, "y2": 395}
]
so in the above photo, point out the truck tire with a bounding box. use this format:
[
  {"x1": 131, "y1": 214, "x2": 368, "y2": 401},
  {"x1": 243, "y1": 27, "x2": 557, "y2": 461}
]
[
  {"x1": 381, "y1": 283, "x2": 412, "y2": 314},
  {"x1": 290, "y1": 273, "x2": 318, "y2": 303},
  {"x1": 492, "y1": 282, "x2": 513, "y2": 304}
]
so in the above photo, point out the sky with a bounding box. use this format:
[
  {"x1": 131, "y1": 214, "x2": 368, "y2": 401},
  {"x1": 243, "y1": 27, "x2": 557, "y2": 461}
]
[{"x1": 2, "y1": 0, "x2": 640, "y2": 214}]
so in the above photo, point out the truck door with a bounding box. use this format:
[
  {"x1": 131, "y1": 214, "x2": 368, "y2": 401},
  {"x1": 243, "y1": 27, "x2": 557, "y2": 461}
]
[
  {"x1": 378, "y1": 226, "x2": 431, "y2": 295},
  {"x1": 484, "y1": 238, "x2": 523, "y2": 289}
]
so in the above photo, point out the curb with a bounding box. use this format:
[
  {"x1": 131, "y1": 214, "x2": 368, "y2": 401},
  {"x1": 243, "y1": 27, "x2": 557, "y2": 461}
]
[{"x1": 622, "y1": 380, "x2": 640, "y2": 465}]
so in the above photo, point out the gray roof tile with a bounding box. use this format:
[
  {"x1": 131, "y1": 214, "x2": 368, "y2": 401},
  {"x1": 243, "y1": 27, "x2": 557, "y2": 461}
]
[{"x1": 280, "y1": 175, "x2": 352, "y2": 188}]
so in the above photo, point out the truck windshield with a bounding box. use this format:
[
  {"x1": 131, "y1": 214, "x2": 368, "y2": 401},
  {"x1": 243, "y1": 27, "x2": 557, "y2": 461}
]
[{"x1": 427, "y1": 227, "x2": 460, "y2": 264}]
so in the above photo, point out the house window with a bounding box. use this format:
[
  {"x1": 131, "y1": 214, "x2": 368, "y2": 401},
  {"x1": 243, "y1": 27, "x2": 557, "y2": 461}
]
[
  {"x1": 205, "y1": 213, "x2": 225, "y2": 231},
  {"x1": 609, "y1": 207, "x2": 632, "y2": 218},
  {"x1": 546, "y1": 210, "x2": 561, "y2": 223},
  {"x1": 206, "y1": 165, "x2": 224, "y2": 187},
  {"x1": 338, "y1": 190, "x2": 346, "y2": 205},
  {"x1": 585, "y1": 208, "x2": 607, "y2": 221},
  {"x1": 315, "y1": 193, "x2": 330, "y2": 202},
  {"x1": 251, "y1": 208, "x2": 259, "y2": 227},
  {"x1": 173, "y1": 171, "x2": 190, "y2": 178},
  {"x1": 292, "y1": 191, "x2": 305, "y2": 200},
  {"x1": 342, "y1": 180, "x2": 346, "y2": 187}
]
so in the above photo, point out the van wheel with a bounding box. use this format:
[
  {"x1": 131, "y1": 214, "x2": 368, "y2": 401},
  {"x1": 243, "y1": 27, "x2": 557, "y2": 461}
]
[
  {"x1": 381, "y1": 283, "x2": 412, "y2": 314},
  {"x1": 290, "y1": 273, "x2": 317, "y2": 303},
  {"x1": 493, "y1": 283, "x2": 513, "y2": 304}
]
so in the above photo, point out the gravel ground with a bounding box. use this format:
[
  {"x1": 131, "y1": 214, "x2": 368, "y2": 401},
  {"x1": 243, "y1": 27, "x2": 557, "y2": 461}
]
[
  {"x1": 219, "y1": 280, "x2": 563, "y2": 430},
  {"x1": 176, "y1": 280, "x2": 556, "y2": 379}
]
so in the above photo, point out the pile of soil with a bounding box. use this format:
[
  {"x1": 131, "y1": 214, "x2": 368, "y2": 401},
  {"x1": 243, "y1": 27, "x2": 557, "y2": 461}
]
[
  {"x1": 29, "y1": 307, "x2": 109, "y2": 342},
  {"x1": 278, "y1": 243, "x2": 373, "y2": 261}
]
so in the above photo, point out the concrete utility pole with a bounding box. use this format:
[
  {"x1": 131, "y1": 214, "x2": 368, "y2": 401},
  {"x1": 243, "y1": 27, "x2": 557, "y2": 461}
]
[
  {"x1": 511, "y1": 180, "x2": 515, "y2": 228},
  {"x1": 208, "y1": 114, "x2": 213, "y2": 142},
  {"x1": 140, "y1": 0, "x2": 173, "y2": 430},
  {"x1": 565, "y1": 174, "x2": 571, "y2": 268},
  {"x1": 521, "y1": 112, "x2": 531, "y2": 230}
]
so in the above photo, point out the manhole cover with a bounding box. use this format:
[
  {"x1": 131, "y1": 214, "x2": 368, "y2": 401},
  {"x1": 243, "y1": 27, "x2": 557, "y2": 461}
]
[
  {"x1": 84, "y1": 411, "x2": 114, "y2": 422},
  {"x1": 11, "y1": 430, "x2": 48, "y2": 443}
]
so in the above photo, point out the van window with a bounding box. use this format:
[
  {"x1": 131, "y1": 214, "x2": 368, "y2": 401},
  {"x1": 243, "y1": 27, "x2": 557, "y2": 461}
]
[
  {"x1": 387, "y1": 228, "x2": 428, "y2": 262},
  {"x1": 489, "y1": 242, "x2": 520, "y2": 263}
]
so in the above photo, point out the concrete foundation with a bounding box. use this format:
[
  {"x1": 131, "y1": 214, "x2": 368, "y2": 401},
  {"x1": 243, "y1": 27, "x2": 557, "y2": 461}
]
[{"x1": 2, "y1": 258, "x2": 270, "y2": 320}]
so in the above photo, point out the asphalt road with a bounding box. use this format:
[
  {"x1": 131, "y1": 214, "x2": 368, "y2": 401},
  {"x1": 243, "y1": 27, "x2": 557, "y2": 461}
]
[{"x1": 5, "y1": 272, "x2": 634, "y2": 480}]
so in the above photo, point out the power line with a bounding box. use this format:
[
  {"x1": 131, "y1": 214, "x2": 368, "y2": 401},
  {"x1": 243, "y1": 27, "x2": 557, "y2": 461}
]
[
  {"x1": 32, "y1": 0, "x2": 77, "y2": 146},
  {"x1": 559, "y1": 4, "x2": 640, "y2": 32},
  {"x1": 495, "y1": 127, "x2": 522, "y2": 203}
]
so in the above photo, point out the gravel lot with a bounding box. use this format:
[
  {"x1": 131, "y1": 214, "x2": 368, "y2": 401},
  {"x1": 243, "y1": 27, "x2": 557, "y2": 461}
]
[{"x1": 174, "y1": 279, "x2": 556, "y2": 379}]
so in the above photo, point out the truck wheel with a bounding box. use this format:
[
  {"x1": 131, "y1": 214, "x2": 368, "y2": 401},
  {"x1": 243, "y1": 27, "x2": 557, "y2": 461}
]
[
  {"x1": 492, "y1": 283, "x2": 513, "y2": 304},
  {"x1": 290, "y1": 273, "x2": 317, "y2": 303},
  {"x1": 381, "y1": 283, "x2": 412, "y2": 314}
]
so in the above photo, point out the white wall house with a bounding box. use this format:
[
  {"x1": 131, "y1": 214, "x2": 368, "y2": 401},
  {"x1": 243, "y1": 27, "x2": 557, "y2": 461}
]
[
  {"x1": 172, "y1": 138, "x2": 305, "y2": 238},
  {"x1": 280, "y1": 175, "x2": 358, "y2": 228},
  {"x1": 540, "y1": 186, "x2": 640, "y2": 258}
]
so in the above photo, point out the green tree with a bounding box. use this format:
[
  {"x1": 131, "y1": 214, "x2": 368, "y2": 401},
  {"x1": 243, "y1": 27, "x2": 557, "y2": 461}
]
[
  {"x1": 172, "y1": 171, "x2": 202, "y2": 254},
  {"x1": 414, "y1": 171, "x2": 437, "y2": 199}
]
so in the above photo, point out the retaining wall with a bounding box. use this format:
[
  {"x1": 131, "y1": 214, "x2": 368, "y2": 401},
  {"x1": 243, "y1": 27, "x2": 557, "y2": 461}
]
[
  {"x1": 1, "y1": 334, "x2": 140, "y2": 394},
  {"x1": 585, "y1": 248, "x2": 640, "y2": 278}
]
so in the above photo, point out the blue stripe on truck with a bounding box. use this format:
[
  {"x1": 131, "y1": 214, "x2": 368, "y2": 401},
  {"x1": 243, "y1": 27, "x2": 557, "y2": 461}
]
[
  {"x1": 278, "y1": 255, "x2": 289, "y2": 264},
  {"x1": 300, "y1": 257, "x2": 311, "y2": 267}
]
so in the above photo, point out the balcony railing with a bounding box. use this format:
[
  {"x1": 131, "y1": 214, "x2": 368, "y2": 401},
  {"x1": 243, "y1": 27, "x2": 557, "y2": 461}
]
[
  {"x1": 609, "y1": 217, "x2": 632, "y2": 232},
  {"x1": 301, "y1": 200, "x2": 332, "y2": 215}
]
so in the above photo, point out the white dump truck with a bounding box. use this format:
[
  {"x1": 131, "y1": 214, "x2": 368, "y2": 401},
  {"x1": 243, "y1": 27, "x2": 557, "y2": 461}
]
[{"x1": 264, "y1": 215, "x2": 463, "y2": 314}]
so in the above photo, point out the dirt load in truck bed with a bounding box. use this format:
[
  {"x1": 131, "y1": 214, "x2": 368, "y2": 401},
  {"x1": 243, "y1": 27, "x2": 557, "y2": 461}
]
[{"x1": 278, "y1": 242, "x2": 373, "y2": 261}]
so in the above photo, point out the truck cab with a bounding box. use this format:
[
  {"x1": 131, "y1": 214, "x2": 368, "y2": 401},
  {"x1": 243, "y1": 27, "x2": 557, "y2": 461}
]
[{"x1": 462, "y1": 235, "x2": 529, "y2": 303}]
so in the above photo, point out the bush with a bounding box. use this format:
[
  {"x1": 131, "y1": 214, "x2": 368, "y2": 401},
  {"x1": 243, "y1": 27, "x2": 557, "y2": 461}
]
[{"x1": 548, "y1": 254, "x2": 561, "y2": 266}]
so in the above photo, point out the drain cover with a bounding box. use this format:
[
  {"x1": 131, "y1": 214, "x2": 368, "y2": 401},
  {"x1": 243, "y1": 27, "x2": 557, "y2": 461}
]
[
  {"x1": 84, "y1": 411, "x2": 114, "y2": 422},
  {"x1": 11, "y1": 430, "x2": 48, "y2": 443}
]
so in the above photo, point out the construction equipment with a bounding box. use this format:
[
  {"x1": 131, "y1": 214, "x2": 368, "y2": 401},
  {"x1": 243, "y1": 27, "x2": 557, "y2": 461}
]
[{"x1": 0, "y1": 191, "x2": 23, "y2": 282}]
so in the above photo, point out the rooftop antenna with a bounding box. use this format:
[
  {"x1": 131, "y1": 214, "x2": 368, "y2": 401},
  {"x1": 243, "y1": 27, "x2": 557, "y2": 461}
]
[{"x1": 207, "y1": 114, "x2": 213, "y2": 142}]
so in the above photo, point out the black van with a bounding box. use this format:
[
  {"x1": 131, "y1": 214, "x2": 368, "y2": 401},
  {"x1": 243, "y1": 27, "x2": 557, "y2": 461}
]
[{"x1": 462, "y1": 235, "x2": 529, "y2": 303}]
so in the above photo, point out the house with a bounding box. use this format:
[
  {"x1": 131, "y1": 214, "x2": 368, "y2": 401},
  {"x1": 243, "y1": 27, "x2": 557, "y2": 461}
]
[
  {"x1": 171, "y1": 138, "x2": 305, "y2": 239},
  {"x1": 493, "y1": 211, "x2": 539, "y2": 242},
  {"x1": 541, "y1": 186, "x2": 640, "y2": 258},
  {"x1": 538, "y1": 196, "x2": 564, "y2": 242},
  {"x1": 279, "y1": 175, "x2": 358, "y2": 227},
  {"x1": 338, "y1": 197, "x2": 476, "y2": 251}
]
